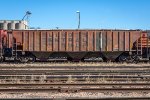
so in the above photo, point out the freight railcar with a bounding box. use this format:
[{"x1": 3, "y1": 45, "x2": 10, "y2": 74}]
[{"x1": 0, "y1": 29, "x2": 150, "y2": 63}]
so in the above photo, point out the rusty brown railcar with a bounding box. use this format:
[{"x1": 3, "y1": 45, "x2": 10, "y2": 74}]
[
  {"x1": 5, "y1": 29, "x2": 146, "y2": 62},
  {"x1": 0, "y1": 30, "x2": 7, "y2": 61}
]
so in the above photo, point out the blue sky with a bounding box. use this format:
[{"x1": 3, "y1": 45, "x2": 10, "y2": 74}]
[{"x1": 0, "y1": 0, "x2": 150, "y2": 29}]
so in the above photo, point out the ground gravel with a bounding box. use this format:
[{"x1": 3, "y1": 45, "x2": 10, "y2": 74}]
[
  {"x1": 1, "y1": 62, "x2": 150, "y2": 67},
  {"x1": 0, "y1": 92, "x2": 150, "y2": 99}
]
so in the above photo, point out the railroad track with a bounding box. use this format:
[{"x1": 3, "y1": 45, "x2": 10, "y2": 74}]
[
  {"x1": 1, "y1": 74, "x2": 150, "y2": 79},
  {"x1": 0, "y1": 67, "x2": 150, "y2": 83},
  {"x1": 0, "y1": 83, "x2": 149, "y2": 92},
  {"x1": 1, "y1": 65, "x2": 150, "y2": 69},
  {"x1": 0, "y1": 83, "x2": 150, "y2": 87},
  {"x1": 0, "y1": 64, "x2": 150, "y2": 99},
  {"x1": 0, "y1": 66, "x2": 149, "y2": 81},
  {"x1": 0, "y1": 83, "x2": 150, "y2": 99},
  {"x1": 1, "y1": 69, "x2": 150, "y2": 74},
  {"x1": 0, "y1": 87, "x2": 150, "y2": 93},
  {"x1": 1, "y1": 76, "x2": 150, "y2": 83},
  {"x1": 0, "y1": 70, "x2": 149, "y2": 75}
]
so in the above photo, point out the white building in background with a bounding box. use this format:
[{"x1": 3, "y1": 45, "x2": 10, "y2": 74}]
[{"x1": 0, "y1": 20, "x2": 28, "y2": 30}]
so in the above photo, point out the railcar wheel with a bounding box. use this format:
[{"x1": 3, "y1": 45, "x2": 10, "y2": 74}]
[
  {"x1": 126, "y1": 56, "x2": 135, "y2": 63},
  {"x1": 132, "y1": 56, "x2": 141, "y2": 63},
  {"x1": 118, "y1": 55, "x2": 127, "y2": 63},
  {"x1": 29, "y1": 56, "x2": 36, "y2": 62},
  {"x1": 19, "y1": 57, "x2": 29, "y2": 63}
]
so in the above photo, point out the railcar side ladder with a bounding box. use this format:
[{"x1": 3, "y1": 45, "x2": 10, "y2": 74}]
[
  {"x1": 136, "y1": 34, "x2": 150, "y2": 59},
  {"x1": 12, "y1": 38, "x2": 17, "y2": 57},
  {"x1": 136, "y1": 39, "x2": 142, "y2": 56}
]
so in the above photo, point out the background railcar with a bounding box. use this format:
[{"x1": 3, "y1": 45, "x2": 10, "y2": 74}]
[
  {"x1": 0, "y1": 30, "x2": 7, "y2": 61},
  {"x1": 0, "y1": 29, "x2": 148, "y2": 62}
]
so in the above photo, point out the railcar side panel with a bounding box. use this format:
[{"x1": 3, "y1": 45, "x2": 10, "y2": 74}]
[
  {"x1": 113, "y1": 31, "x2": 119, "y2": 51},
  {"x1": 24, "y1": 31, "x2": 29, "y2": 51},
  {"x1": 60, "y1": 31, "x2": 66, "y2": 51},
  {"x1": 87, "y1": 31, "x2": 92, "y2": 51},
  {"x1": 96, "y1": 31, "x2": 102, "y2": 51},
  {"x1": 10, "y1": 30, "x2": 142, "y2": 53},
  {"x1": 107, "y1": 31, "x2": 113, "y2": 51},
  {"x1": 102, "y1": 31, "x2": 107, "y2": 51},
  {"x1": 48, "y1": 32, "x2": 53, "y2": 51},
  {"x1": 125, "y1": 32, "x2": 129, "y2": 51},
  {"x1": 35, "y1": 31, "x2": 38, "y2": 51},
  {"x1": 81, "y1": 31, "x2": 87, "y2": 51},
  {"x1": 29, "y1": 31, "x2": 33, "y2": 51},
  {"x1": 68, "y1": 31, "x2": 73, "y2": 51},
  {"x1": 118, "y1": 31, "x2": 124, "y2": 51},
  {"x1": 74, "y1": 31, "x2": 80, "y2": 51}
]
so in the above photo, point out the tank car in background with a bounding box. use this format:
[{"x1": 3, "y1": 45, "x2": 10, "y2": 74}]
[{"x1": 0, "y1": 29, "x2": 150, "y2": 63}]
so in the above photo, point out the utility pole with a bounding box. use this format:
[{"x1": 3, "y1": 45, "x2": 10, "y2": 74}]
[{"x1": 76, "y1": 11, "x2": 80, "y2": 29}]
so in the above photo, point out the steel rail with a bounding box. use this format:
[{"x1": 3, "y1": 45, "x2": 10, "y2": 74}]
[
  {"x1": 65, "y1": 97, "x2": 150, "y2": 100},
  {"x1": 3, "y1": 97, "x2": 150, "y2": 100},
  {"x1": 1, "y1": 79, "x2": 150, "y2": 82},
  {"x1": 0, "y1": 83, "x2": 150, "y2": 87},
  {"x1": 1, "y1": 65, "x2": 150, "y2": 69},
  {"x1": 0, "y1": 74, "x2": 149, "y2": 78},
  {"x1": 0, "y1": 88, "x2": 150, "y2": 92},
  {"x1": 0, "y1": 97, "x2": 150, "y2": 100},
  {"x1": 0, "y1": 69, "x2": 149, "y2": 72},
  {"x1": 0, "y1": 71, "x2": 149, "y2": 75}
]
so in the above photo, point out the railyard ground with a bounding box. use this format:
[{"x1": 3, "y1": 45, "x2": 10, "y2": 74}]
[
  {"x1": 0, "y1": 62, "x2": 150, "y2": 67},
  {"x1": 0, "y1": 92, "x2": 150, "y2": 99},
  {"x1": 0, "y1": 62, "x2": 150, "y2": 99}
]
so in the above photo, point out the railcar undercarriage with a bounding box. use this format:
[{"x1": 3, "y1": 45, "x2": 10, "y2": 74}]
[{"x1": 0, "y1": 50, "x2": 150, "y2": 63}]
